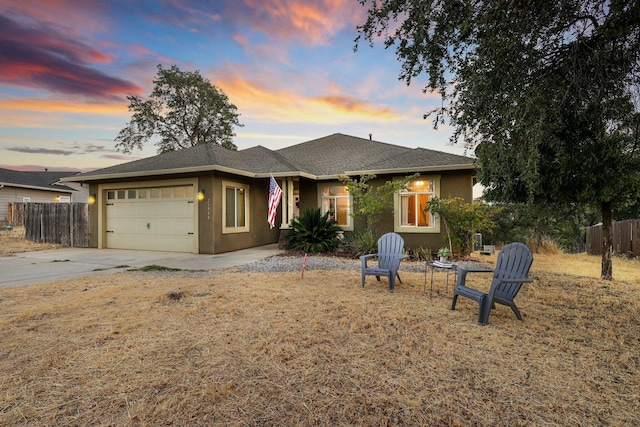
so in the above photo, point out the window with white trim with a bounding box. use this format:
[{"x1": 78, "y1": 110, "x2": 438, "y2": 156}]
[
  {"x1": 395, "y1": 178, "x2": 439, "y2": 232},
  {"x1": 320, "y1": 185, "x2": 352, "y2": 229},
  {"x1": 223, "y1": 181, "x2": 249, "y2": 233}
]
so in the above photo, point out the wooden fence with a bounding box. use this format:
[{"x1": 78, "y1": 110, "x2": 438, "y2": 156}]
[
  {"x1": 585, "y1": 218, "x2": 639, "y2": 256},
  {"x1": 9, "y1": 202, "x2": 89, "y2": 247}
]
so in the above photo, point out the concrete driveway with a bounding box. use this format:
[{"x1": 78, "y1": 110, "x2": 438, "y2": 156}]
[{"x1": 0, "y1": 245, "x2": 282, "y2": 288}]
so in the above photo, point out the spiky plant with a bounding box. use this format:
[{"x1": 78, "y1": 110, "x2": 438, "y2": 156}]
[{"x1": 285, "y1": 208, "x2": 342, "y2": 253}]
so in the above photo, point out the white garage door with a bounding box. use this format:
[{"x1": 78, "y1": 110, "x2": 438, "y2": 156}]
[{"x1": 105, "y1": 185, "x2": 196, "y2": 252}]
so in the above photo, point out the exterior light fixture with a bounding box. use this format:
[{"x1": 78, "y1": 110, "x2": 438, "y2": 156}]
[
  {"x1": 88, "y1": 194, "x2": 96, "y2": 204},
  {"x1": 197, "y1": 188, "x2": 206, "y2": 201}
]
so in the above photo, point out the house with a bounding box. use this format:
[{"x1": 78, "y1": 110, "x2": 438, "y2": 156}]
[
  {"x1": 62, "y1": 134, "x2": 477, "y2": 254},
  {"x1": 0, "y1": 168, "x2": 89, "y2": 223}
]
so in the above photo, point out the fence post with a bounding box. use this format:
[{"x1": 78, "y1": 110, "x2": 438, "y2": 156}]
[{"x1": 70, "y1": 203, "x2": 74, "y2": 247}]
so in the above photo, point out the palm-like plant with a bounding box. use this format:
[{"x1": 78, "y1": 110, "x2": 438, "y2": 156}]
[{"x1": 285, "y1": 208, "x2": 342, "y2": 253}]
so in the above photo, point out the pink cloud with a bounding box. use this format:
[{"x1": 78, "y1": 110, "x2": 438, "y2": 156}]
[
  {"x1": 233, "y1": 34, "x2": 250, "y2": 46},
  {"x1": 211, "y1": 65, "x2": 401, "y2": 124},
  {"x1": 310, "y1": 95, "x2": 396, "y2": 117},
  {"x1": 0, "y1": 0, "x2": 109, "y2": 32},
  {"x1": 232, "y1": 0, "x2": 366, "y2": 46},
  {"x1": 0, "y1": 14, "x2": 142, "y2": 99}
]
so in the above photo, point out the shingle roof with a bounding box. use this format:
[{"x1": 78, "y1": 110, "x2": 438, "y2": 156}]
[
  {"x1": 68, "y1": 133, "x2": 476, "y2": 182},
  {"x1": 0, "y1": 168, "x2": 78, "y2": 192},
  {"x1": 357, "y1": 147, "x2": 475, "y2": 172},
  {"x1": 275, "y1": 134, "x2": 411, "y2": 176}
]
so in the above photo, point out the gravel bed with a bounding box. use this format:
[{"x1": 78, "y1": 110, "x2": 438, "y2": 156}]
[
  {"x1": 129, "y1": 255, "x2": 493, "y2": 278},
  {"x1": 235, "y1": 255, "x2": 492, "y2": 273}
]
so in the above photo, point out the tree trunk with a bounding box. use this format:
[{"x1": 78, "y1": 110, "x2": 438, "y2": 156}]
[
  {"x1": 574, "y1": 211, "x2": 585, "y2": 253},
  {"x1": 601, "y1": 201, "x2": 613, "y2": 280}
]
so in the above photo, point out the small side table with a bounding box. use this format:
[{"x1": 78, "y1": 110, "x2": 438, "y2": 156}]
[{"x1": 425, "y1": 262, "x2": 457, "y2": 298}]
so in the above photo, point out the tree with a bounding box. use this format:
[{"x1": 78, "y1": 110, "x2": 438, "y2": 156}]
[
  {"x1": 427, "y1": 197, "x2": 500, "y2": 257},
  {"x1": 357, "y1": 0, "x2": 640, "y2": 279},
  {"x1": 479, "y1": 202, "x2": 601, "y2": 253},
  {"x1": 339, "y1": 173, "x2": 418, "y2": 234},
  {"x1": 116, "y1": 65, "x2": 242, "y2": 154}
]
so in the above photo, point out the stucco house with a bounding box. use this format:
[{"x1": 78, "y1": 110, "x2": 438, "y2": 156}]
[
  {"x1": 0, "y1": 168, "x2": 89, "y2": 223},
  {"x1": 62, "y1": 134, "x2": 477, "y2": 254}
]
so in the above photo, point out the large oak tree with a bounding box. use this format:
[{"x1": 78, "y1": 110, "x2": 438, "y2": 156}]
[
  {"x1": 116, "y1": 65, "x2": 242, "y2": 154},
  {"x1": 357, "y1": 0, "x2": 640, "y2": 279}
]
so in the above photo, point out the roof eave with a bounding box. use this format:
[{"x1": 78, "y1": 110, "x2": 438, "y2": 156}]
[
  {"x1": 343, "y1": 163, "x2": 477, "y2": 176},
  {"x1": 0, "y1": 182, "x2": 74, "y2": 193},
  {"x1": 61, "y1": 165, "x2": 261, "y2": 183},
  {"x1": 255, "y1": 171, "x2": 318, "y2": 180}
]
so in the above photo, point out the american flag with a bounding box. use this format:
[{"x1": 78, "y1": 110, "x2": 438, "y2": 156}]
[{"x1": 268, "y1": 175, "x2": 282, "y2": 229}]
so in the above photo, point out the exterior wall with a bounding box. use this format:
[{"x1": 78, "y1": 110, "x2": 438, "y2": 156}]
[
  {"x1": 85, "y1": 173, "x2": 281, "y2": 254},
  {"x1": 324, "y1": 170, "x2": 475, "y2": 253},
  {"x1": 0, "y1": 186, "x2": 74, "y2": 223},
  {"x1": 300, "y1": 170, "x2": 475, "y2": 254},
  {"x1": 87, "y1": 183, "x2": 99, "y2": 248},
  {"x1": 401, "y1": 170, "x2": 475, "y2": 252},
  {"x1": 81, "y1": 168, "x2": 474, "y2": 255},
  {"x1": 297, "y1": 178, "x2": 318, "y2": 214},
  {"x1": 64, "y1": 182, "x2": 90, "y2": 203},
  {"x1": 197, "y1": 174, "x2": 215, "y2": 254},
  {"x1": 208, "y1": 172, "x2": 280, "y2": 254}
]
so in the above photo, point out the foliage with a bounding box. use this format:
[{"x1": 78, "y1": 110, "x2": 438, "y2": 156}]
[
  {"x1": 115, "y1": 64, "x2": 242, "y2": 154},
  {"x1": 410, "y1": 246, "x2": 432, "y2": 261},
  {"x1": 526, "y1": 234, "x2": 563, "y2": 255},
  {"x1": 356, "y1": 1, "x2": 640, "y2": 280},
  {"x1": 427, "y1": 197, "x2": 500, "y2": 257},
  {"x1": 437, "y1": 247, "x2": 450, "y2": 258},
  {"x1": 285, "y1": 208, "x2": 342, "y2": 253},
  {"x1": 343, "y1": 230, "x2": 378, "y2": 257},
  {"x1": 482, "y1": 202, "x2": 600, "y2": 253},
  {"x1": 339, "y1": 173, "x2": 418, "y2": 233}
]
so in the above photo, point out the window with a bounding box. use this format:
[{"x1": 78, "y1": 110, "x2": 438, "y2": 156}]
[
  {"x1": 395, "y1": 178, "x2": 440, "y2": 233},
  {"x1": 223, "y1": 181, "x2": 250, "y2": 233},
  {"x1": 320, "y1": 185, "x2": 351, "y2": 229}
]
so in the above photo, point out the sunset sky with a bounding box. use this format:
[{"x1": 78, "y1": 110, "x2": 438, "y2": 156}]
[{"x1": 0, "y1": 0, "x2": 467, "y2": 172}]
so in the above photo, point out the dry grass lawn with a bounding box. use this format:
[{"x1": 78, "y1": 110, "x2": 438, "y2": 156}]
[
  {"x1": 0, "y1": 226, "x2": 58, "y2": 256},
  {"x1": 1, "y1": 230, "x2": 639, "y2": 425}
]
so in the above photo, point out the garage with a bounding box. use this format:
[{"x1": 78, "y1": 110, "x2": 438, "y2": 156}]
[{"x1": 104, "y1": 184, "x2": 197, "y2": 252}]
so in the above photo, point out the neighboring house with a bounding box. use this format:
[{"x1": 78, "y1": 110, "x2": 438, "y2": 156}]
[
  {"x1": 0, "y1": 168, "x2": 89, "y2": 223},
  {"x1": 62, "y1": 133, "x2": 477, "y2": 254}
]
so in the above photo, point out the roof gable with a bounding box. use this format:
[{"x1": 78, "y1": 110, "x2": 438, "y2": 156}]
[{"x1": 276, "y1": 133, "x2": 412, "y2": 176}]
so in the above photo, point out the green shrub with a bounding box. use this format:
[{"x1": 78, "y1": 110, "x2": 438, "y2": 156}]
[
  {"x1": 412, "y1": 246, "x2": 432, "y2": 261},
  {"x1": 285, "y1": 208, "x2": 342, "y2": 253},
  {"x1": 344, "y1": 230, "x2": 378, "y2": 257}
]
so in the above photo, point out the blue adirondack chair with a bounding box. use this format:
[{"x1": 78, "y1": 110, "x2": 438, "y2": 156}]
[
  {"x1": 361, "y1": 232, "x2": 408, "y2": 291},
  {"x1": 451, "y1": 242, "x2": 534, "y2": 325}
]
